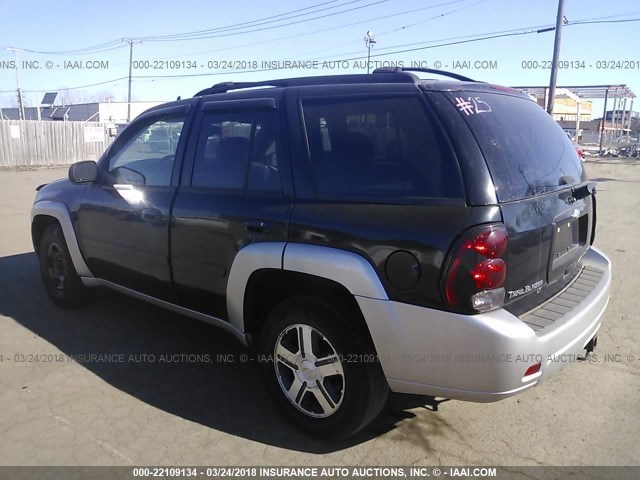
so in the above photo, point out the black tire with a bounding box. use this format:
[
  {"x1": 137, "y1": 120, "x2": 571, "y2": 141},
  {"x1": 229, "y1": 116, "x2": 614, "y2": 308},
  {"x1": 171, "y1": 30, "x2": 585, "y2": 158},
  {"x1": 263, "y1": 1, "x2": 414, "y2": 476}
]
[
  {"x1": 260, "y1": 296, "x2": 389, "y2": 440},
  {"x1": 38, "y1": 223, "x2": 89, "y2": 308}
]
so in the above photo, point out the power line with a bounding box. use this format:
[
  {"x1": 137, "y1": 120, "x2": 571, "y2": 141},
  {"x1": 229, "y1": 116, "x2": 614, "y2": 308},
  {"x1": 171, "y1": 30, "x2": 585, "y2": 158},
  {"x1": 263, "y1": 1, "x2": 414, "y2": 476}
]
[
  {"x1": 35, "y1": 44, "x2": 130, "y2": 57},
  {"x1": 10, "y1": 26, "x2": 543, "y2": 91},
  {"x1": 384, "y1": 0, "x2": 489, "y2": 33},
  {"x1": 126, "y1": 16, "x2": 640, "y2": 81},
  {"x1": 2, "y1": 1, "x2": 363, "y2": 54},
  {"x1": 567, "y1": 11, "x2": 640, "y2": 22},
  {"x1": 9, "y1": 15, "x2": 640, "y2": 93},
  {"x1": 569, "y1": 17, "x2": 640, "y2": 25},
  {"x1": 301, "y1": 0, "x2": 476, "y2": 57},
  {"x1": 138, "y1": 0, "x2": 369, "y2": 40},
  {"x1": 320, "y1": 17, "x2": 640, "y2": 61},
  {"x1": 20, "y1": 77, "x2": 129, "y2": 93},
  {"x1": 140, "y1": 0, "x2": 391, "y2": 42},
  {"x1": 19, "y1": 40, "x2": 125, "y2": 55},
  {"x1": 104, "y1": 4, "x2": 637, "y2": 69},
  {"x1": 109, "y1": 0, "x2": 475, "y2": 66},
  {"x1": 123, "y1": 27, "x2": 550, "y2": 81},
  {"x1": 303, "y1": 23, "x2": 555, "y2": 60},
  {"x1": 5, "y1": 43, "x2": 129, "y2": 57},
  {"x1": 8, "y1": 5, "x2": 637, "y2": 57},
  {"x1": 302, "y1": 14, "x2": 639, "y2": 61}
]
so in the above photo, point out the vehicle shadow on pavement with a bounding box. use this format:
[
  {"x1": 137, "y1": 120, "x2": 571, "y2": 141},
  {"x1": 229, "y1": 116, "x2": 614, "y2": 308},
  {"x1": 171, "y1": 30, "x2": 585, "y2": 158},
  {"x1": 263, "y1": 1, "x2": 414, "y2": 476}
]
[
  {"x1": 585, "y1": 157, "x2": 640, "y2": 167},
  {"x1": 0, "y1": 252, "x2": 451, "y2": 453},
  {"x1": 590, "y1": 177, "x2": 640, "y2": 184}
]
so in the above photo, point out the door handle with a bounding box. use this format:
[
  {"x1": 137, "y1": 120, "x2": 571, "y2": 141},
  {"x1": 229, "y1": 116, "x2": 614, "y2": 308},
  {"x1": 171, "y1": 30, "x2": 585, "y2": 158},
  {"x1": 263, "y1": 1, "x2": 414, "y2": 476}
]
[
  {"x1": 244, "y1": 220, "x2": 271, "y2": 235},
  {"x1": 141, "y1": 208, "x2": 162, "y2": 221}
]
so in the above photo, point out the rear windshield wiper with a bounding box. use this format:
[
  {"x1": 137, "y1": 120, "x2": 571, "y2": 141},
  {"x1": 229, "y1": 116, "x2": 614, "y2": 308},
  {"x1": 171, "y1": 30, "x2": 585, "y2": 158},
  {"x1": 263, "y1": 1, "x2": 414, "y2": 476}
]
[{"x1": 571, "y1": 181, "x2": 596, "y2": 201}]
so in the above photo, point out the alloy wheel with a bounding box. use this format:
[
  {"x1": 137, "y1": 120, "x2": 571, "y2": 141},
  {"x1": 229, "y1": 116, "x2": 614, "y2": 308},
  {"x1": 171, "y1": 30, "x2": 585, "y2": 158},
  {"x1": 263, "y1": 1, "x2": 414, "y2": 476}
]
[{"x1": 273, "y1": 323, "x2": 345, "y2": 418}]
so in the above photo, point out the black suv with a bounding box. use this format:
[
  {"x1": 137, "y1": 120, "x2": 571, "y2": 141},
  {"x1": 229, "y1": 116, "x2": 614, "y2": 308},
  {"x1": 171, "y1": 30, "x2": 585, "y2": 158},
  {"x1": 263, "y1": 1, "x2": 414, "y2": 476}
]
[{"x1": 31, "y1": 68, "x2": 611, "y2": 439}]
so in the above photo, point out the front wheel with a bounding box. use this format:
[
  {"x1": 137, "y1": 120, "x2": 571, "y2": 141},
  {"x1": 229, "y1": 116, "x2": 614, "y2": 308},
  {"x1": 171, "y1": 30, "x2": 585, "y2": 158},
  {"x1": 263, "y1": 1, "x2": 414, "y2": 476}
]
[
  {"x1": 38, "y1": 223, "x2": 89, "y2": 308},
  {"x1": 260, "y1": 296, "x2": 388, "y2": 439}
]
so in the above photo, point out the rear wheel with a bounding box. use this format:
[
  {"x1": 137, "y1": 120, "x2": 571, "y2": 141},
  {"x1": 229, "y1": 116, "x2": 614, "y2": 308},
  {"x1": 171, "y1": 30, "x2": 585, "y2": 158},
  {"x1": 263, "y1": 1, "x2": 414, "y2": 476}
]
[
  {"x1": 260, "y1": 296, "x2": 388, "y2": 439},
  {"x1": 38, "y1": 223, "x2": 88, "y2": 308}
]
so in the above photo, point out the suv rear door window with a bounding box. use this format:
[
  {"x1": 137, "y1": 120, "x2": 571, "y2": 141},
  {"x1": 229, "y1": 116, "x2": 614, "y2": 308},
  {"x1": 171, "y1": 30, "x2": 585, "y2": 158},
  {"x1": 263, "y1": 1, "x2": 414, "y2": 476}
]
[
  {"x1": 302, "y1": 95, "x2": 463, "y2": 200},
  {"x1": 440, "y1": 91, "x2": 586, "y2": 202}
]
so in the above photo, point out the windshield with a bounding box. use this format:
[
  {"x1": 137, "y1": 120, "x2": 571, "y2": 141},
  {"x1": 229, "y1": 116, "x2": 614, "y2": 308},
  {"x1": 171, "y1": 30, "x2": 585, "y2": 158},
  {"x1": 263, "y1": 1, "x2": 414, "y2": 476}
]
[{"x1": 441, "y1": 91, "x2": 586, "y2": 202}]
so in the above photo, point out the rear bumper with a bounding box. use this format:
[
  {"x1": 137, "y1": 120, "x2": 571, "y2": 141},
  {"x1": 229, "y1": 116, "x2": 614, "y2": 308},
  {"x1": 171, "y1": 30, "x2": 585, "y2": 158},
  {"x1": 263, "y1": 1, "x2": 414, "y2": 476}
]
[{"x1": 357, "y1": 246, "x2": 611, "y2": 402}]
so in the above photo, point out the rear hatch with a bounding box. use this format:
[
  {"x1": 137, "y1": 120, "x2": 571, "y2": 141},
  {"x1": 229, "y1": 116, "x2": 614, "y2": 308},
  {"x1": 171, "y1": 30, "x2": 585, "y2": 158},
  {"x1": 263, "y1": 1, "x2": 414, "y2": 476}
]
[{"x1": 436, "y1": 89, "x2": 594, "y2": 314}]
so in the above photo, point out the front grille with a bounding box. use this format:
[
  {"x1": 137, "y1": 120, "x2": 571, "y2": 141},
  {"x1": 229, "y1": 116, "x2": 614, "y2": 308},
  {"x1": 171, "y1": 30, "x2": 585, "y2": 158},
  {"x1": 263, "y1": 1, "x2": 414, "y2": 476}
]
[{"x1": 520, "y1": 266, "x2": 605, "y2": 332}]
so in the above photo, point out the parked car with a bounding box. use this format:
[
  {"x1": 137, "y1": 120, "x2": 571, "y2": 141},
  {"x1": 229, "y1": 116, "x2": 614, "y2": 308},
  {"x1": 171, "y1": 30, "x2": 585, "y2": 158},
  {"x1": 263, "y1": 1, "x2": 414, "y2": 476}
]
[
  {"x1": 147, "y1": 125, "x2": 181, "y2": 153},
  {"x1": 565, "y1": 132, "x2": 585, "y2": 161},
  {"x1": 31, "y1": 68, "x2": 611, "y2": 439}
]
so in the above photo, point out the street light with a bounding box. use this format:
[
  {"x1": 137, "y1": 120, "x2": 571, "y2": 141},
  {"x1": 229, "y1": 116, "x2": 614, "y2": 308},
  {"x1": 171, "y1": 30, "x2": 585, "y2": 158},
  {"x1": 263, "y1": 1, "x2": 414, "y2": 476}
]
[{"x1": 364, "y1": 31, "x2": 376, "y2": 74}]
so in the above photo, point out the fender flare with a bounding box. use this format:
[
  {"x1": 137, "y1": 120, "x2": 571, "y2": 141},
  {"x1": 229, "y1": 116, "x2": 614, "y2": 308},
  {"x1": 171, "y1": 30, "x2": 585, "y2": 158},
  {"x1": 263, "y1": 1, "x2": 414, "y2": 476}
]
[
  {"x1": 226, "y1": 242, "x2": 286, "y2": 333},
  {"x1": 282, "y1": 243, "x2": 388, "y2": 300},
  {"x1": 226, "y1": 242, "x2": 388, "y2": 333},
  {"x1": 31, "y1": 200, "x2": 93, "y2": 278}
]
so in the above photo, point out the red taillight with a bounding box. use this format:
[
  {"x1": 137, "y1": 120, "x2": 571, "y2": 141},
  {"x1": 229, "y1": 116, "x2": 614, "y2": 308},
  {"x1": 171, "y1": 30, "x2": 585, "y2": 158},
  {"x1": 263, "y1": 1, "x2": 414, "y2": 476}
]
[
  {"x1": 444, "y1": 224, "x2": 509, "y2": 312},
  {"x1": 467, "y1": 228, "x2": 508, "y2": 258},
  {"x1": 471, "y1": 259, "x2": 506, "y2": 289}
]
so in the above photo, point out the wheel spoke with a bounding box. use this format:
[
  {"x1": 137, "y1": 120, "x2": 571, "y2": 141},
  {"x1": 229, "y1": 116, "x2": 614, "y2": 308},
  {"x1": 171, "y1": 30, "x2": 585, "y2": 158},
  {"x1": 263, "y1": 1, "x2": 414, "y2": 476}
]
[
  {"x1": 315, "y1": 356, "x2": 342, "y2": 378},
  {"x1": 299, "y1": 325, "x2": 314, "y2": 358},
  {"x1": 275, "y1": 342, "x2": 298, "y2": 371},
  {"x1": 288, "y1": 377, "x2": 307, "y2": 404},
  {"x1": 313, "y1": 381, "x2": 335, "y2": 414}
]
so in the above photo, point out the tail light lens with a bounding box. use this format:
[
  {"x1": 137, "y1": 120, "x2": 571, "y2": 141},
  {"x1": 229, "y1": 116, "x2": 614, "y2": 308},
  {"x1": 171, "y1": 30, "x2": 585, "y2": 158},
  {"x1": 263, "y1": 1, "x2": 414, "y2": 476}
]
[{"x1": 443, "y1": 224, "x2": 509, "y2": 312}]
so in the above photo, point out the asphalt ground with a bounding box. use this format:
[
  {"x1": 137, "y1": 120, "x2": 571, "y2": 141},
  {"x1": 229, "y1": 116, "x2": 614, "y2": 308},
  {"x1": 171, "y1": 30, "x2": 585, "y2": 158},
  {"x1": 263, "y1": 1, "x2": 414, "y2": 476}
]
[{"x1": 0, "y1": 158, "x2": 638, "y2": 467}]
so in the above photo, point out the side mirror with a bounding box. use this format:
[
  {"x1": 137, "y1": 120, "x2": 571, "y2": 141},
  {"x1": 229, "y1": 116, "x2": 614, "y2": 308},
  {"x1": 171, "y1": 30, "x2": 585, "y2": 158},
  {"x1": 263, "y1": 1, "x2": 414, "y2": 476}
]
[{"x1": 69, "y1": 161, "x2": 97, "y2": 184}]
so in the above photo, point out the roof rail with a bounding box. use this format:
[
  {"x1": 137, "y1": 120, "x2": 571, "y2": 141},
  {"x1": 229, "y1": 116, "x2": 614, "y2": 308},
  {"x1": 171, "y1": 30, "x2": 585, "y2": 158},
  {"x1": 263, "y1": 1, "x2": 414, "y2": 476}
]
[
  {"x1": 195, "y1": 80, "x2": 289, "y2": 96},
  {"x1": 193, "y1": 72, "x2": 418, "y2": 97},
  {"x1": 372, "y1": 67, "x2": 477, "y2": 82}
]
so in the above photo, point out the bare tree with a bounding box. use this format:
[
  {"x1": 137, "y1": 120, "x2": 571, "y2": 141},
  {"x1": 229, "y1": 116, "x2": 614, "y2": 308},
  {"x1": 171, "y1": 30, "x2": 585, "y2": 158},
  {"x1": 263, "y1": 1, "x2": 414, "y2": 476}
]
[
  {"x1": 0, "y1": 94, "x2": 17, "y2": 108},
  {"x1": 57, "y1": 88, "x2": 116, "y2": 105}
]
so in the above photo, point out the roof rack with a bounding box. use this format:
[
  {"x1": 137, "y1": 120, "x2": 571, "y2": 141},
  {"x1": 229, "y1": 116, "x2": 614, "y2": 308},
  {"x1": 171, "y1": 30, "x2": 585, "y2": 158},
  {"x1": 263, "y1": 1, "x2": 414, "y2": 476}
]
[
  {"x1": 193, "y1": 72, "x2": 418, "y2": 97},
  {"x1": 195, "y1": 80, "x2": 288, "y2": 96},
  {"x1": 373, "y1": 67, "x2": 477, "y2": 82}
]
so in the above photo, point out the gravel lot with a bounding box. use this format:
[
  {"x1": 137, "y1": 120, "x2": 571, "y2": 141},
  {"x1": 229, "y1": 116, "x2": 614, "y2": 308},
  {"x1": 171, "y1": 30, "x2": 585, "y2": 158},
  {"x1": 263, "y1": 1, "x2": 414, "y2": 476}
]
[{"x1": 0, "y1": 159, "x2": 638, "y2": 467}]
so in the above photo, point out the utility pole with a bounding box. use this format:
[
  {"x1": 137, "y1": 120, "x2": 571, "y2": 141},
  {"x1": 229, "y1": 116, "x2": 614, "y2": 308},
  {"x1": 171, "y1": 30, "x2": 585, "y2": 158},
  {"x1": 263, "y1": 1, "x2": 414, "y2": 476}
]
[
  {"x1": 124, "y1": 38, "x2": 141, "y2": 123},
  {"x1": 364, "y1": 31, "x2": 376, "y2": 74},
  {"x1": 546, "y1": 0, "x2": 566, "y2": 114},
  {"x1": 7, "y1": 47, "x2": 26, "y2": 120}
]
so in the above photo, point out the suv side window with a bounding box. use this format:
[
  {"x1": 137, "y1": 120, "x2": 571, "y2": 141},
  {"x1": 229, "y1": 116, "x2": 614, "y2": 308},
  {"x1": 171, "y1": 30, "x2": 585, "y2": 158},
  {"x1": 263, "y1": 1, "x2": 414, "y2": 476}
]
[
  {"x1": 107, "y1": 116, "x2": 186, "y2": 186},
  {"x1": 191, "y1": 111, "x2": 281, "y2": 193},
  {"x1": 302, "y1": 95, "x2": 463, "y2": 200}
]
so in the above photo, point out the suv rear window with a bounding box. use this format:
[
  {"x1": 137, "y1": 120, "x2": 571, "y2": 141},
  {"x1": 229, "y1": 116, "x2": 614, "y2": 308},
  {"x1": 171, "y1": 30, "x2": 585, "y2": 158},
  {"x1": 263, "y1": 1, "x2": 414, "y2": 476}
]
[
  {"x1": 302, "y1": 95, "x2": 463, "y2": 200},
  {"x1": 441, "y1": 91, "x2": 586, "y2": 202}
]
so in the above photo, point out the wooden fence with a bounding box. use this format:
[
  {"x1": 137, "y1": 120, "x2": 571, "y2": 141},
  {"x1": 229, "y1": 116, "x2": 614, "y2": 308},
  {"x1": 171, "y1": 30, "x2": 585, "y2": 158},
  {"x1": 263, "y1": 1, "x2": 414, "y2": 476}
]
[{"x1": 0, "y1": 120, "x2": 115, "y2": 168}]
